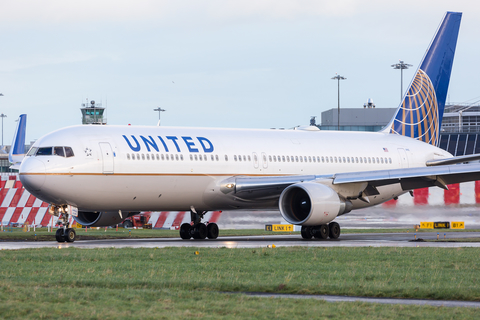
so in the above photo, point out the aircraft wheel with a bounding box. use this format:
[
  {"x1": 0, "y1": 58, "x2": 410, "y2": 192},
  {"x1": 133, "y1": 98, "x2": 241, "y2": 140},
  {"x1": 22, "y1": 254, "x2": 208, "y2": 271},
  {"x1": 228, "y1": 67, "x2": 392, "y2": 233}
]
[
  {"x1": 55, "y1": 228, "x2": 66, "y2": 242},
  {"x1": 180, "y1": 223, "x2": 192, "y2": 240},
  {"x1": 206, "y1": 223, "x2": 219, "y2": 239},
  {"x1": 123, "y1": 220, "x2": 133, "y2": 228},
  {"x1": 313, "y1": 225, "x2": 329, "y2": 240},
  {"x1": 301, "y1": 226, "x2": 313, "y2": 239},
  {"x1": 65, "y1": 228, "x2": 76, "y2": 242},
  {"x1": 328, "y1": 222, "x2": 341, "y2": 239},
  {"x1": 193, "y1": 223, "x2": 207, "y2": 240}
]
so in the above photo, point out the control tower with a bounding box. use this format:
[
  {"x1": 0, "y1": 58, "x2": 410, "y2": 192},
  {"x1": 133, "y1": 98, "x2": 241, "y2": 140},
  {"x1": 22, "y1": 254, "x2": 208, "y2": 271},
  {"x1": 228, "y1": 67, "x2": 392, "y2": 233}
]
[{"x1": 80, "y1": 99, "x2": 106, "y2": 125}]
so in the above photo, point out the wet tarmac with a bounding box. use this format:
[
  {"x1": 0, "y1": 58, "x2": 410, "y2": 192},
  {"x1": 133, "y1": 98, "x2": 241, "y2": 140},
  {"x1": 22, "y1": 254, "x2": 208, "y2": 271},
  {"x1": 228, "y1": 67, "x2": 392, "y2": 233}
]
[{"x1": 1, "y1": 231, "x2": 480, "y2": 250}]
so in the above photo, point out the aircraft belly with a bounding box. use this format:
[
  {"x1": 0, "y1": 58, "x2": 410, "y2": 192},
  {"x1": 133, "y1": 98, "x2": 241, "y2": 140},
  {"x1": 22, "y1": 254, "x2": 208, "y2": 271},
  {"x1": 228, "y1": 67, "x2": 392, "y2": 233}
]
[{"x1": 39, "y1": 174, "x2": 220, "y2": 212}]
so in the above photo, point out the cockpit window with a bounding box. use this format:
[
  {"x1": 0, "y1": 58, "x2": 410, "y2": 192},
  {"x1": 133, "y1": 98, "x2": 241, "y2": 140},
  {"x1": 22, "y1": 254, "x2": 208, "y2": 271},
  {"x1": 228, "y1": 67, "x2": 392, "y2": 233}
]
[
  {"x1": 65, "y1": 147, "x2": 74, "y2": 157},
  {"x1": 54, "y1": 147, "x2": 65, "y2": 157},
  {"x1": 34, "y1": 146, "x2": 75, "y2": 157},
  {"x1": 36, "y1": 147, "x2": 53, "y2": 156},
  {"x1": 26, "y1": 147, "x2": 37, "y2": 156}
]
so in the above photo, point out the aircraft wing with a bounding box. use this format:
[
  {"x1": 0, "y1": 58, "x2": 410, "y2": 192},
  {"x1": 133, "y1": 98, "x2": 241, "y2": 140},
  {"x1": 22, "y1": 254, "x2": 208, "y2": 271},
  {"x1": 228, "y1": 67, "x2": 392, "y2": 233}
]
[{"x1": 223, "y1": 162, "x2": 480, "y2": 200}]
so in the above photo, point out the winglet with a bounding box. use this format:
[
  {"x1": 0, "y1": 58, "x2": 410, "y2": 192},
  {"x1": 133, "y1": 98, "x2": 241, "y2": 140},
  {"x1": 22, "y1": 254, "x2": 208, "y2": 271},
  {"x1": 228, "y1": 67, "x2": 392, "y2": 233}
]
[
  {"x1": 9, "y1": 114, "x2": 27, "y2": 170},
  {"x1": 383, "y1": 12, "x2": 462, "y2": 146}
]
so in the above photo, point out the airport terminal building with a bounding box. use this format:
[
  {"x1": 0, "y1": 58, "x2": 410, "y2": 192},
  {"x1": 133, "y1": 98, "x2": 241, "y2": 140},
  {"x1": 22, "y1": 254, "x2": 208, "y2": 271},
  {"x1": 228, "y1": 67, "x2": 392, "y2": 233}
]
[{"x1": 319, "y1": 103, "x2": 480, "y2": 157}]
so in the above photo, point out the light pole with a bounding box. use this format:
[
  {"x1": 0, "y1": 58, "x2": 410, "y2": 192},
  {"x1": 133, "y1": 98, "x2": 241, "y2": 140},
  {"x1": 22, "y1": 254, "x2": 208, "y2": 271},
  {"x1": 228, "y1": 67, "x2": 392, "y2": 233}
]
[
  {"x1": 0, "y1": 113, "x2": 6, "y2": 149},
  {"x1": 331, "y1": 74, "x2": 346, "y2": 131},
  {"x1": 153, "y1": 107, "x2": 166, "y2": 126},
  {"x1": 391, "y1": 60, "x2": 412, "y2": 102}
]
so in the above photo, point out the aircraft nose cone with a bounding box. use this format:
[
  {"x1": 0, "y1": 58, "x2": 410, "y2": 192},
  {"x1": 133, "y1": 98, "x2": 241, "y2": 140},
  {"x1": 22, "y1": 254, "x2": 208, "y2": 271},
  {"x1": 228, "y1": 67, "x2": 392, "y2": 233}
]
[{"x1": 19, "y1": 158, "x2": 46, "y2": 192}]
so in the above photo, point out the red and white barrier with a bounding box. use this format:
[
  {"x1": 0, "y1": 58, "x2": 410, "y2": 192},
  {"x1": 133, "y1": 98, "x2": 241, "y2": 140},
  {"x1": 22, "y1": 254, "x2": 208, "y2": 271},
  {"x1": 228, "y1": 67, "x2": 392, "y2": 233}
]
[{"x1": 0, "y1": 174, "x2": 222, "y2": 228}]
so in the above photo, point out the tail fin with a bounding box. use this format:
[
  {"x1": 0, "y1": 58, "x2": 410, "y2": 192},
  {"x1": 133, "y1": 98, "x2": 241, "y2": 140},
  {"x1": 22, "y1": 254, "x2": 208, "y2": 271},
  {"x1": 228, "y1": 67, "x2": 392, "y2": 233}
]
[
  {"x1": 9, "y1": 114, "x2": 27, "y2": 170},
  {"x1": 384, "y1": 12, "x2": 462, "y2": 146}
]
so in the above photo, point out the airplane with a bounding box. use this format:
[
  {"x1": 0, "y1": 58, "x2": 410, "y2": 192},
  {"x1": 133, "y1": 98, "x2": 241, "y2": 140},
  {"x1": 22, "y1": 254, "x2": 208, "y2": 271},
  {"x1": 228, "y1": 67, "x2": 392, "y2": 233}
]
[{"x1": 17, "y1": 11, "x2": 480, "y2": 243}]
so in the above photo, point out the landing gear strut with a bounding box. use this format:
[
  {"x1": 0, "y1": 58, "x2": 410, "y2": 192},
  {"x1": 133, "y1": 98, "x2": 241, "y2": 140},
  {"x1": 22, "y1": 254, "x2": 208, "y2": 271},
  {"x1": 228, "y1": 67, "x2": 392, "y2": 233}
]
[
  {"x1": 301, "y1": 222, "x2": 341, "y2": 240},
  {"x1": 180, "y1": 208, "x2": 219, "y2": 240},
  {"x1": 50, "y1": 205, "x2": 77, "y2": 243}
]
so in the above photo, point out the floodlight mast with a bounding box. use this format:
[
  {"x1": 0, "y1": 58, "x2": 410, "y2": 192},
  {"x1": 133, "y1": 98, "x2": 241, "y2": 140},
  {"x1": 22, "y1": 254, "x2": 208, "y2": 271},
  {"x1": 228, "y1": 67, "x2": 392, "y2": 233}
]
[
  {"x1": 154, "y1": 107, "x2": 166, "y2": 126},
  {"x1": 331, "y1": 74, "x2": 346, "y2": 131},
  {"x1": 391, "y1": 60, "x2": 412, "y2": 102}
]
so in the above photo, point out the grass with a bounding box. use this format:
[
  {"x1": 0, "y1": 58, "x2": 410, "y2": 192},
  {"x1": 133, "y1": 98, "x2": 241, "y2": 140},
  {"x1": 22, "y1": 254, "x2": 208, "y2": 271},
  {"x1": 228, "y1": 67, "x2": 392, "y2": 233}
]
[
  {"x1": 0, "y1": 247, "x2": 479, "y2": 319},
  {"x1": 1, "y1": 227, "x2": 480, "y2": 241}
]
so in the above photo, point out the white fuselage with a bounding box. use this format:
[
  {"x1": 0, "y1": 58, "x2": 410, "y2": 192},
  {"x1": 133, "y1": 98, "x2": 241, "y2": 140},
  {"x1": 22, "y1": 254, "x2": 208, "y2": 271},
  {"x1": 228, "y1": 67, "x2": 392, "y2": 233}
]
[{"x1": 19, "y1": 125, "x2": 451, "y2": 212}]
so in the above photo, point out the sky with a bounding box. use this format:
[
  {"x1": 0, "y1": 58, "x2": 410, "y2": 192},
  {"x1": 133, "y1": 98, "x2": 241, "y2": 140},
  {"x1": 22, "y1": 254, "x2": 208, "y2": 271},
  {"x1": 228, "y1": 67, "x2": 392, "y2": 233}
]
[{"x1": 1, "y1": 0, "x2": 479, "y2": 144}]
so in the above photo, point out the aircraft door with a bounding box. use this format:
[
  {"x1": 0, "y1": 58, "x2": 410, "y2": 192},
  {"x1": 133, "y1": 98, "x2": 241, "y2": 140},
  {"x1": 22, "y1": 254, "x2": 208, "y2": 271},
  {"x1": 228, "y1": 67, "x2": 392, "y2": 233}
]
[
  {"x1": 99, "y1": 142, "x2": 114, "y2": 174},
  {"x1": 397, "y1": 148, "x2": 409, "y2": 168}
]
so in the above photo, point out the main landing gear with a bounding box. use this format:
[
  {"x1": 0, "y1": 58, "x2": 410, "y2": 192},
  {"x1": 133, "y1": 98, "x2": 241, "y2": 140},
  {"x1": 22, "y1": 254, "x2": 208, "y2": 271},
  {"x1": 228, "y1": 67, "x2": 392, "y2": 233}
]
[
  {"x1": 301, "y1": 222, "x2": 340, "y2": 240},
  {"x1": 50, "y1": 205, "x2": 77, "y2": 243},
  {"x1": 180, "y1": 208, "x2": 219, "y2": 240}
]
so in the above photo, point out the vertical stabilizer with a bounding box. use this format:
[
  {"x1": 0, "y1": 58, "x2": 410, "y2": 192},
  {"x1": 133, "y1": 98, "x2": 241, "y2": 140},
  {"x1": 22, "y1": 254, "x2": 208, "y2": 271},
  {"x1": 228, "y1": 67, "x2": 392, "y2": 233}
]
[
  {"x1": 384, "y1": 12, "x2": 462, "y2": 146},
  {"x1": 9, "y1": 114, "x2": 27, "y2": 169}
]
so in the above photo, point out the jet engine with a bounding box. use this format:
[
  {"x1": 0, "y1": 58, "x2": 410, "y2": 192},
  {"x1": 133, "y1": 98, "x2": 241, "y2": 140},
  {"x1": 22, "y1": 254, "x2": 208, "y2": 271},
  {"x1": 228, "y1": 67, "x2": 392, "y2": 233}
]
[
  {"x1": 279, "y1": 182, "x2": 351, "y2": 226},
  {"x1": 75, "y1": 211, "x2": 136, "y2": 227}
]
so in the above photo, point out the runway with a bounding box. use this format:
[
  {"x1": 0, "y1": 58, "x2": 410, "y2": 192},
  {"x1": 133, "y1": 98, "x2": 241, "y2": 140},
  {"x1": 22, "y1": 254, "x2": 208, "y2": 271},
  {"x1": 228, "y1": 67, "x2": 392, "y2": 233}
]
[{"x1": 1, "y1": 231, "x2": 480, "y2": 250}]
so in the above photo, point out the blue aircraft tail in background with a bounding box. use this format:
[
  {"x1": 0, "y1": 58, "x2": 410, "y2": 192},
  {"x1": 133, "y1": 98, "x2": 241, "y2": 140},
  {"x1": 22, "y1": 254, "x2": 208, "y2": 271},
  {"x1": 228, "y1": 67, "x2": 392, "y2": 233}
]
[
  {"x1": 384, "y1": 12, "x2": 462, "y2": 146},
  {"x1": 9, "y1": 114, "x2": 27, "y2": 170}
]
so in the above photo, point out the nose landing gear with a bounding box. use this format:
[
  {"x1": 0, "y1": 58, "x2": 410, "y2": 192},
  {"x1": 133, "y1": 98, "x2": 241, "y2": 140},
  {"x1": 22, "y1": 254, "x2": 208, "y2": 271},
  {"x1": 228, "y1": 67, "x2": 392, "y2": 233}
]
[{"x1": 49, "y1": 205, "x2": 77, "y2": 243}]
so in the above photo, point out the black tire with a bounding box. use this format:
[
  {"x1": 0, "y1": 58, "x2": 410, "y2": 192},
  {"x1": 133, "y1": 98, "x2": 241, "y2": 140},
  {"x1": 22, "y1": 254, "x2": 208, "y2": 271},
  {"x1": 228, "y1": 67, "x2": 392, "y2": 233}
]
[
  {"x1": 65, "y1": 228, "x2": 76, "y2": 242},
  {"x1": 192, "y1": 223, "x2": 207, "y2": 240},
  {"x1": 180, "y1": 223, "x2": 192, "y2": 240},
  {"x1": 206, "y1": 223, "x2": 219, "y2": 239},
  {"x1": 313, "y1": 224, "x2": 329, "y2": 239},
  {"x1": 123, "y1": 220, "x2": 133, "y2": 228},
  {"x1": 328, "y1": 222, "x2": 341, "y2": 239},
  {"x1": 301, "y1": 226, "x2": 313, "y2": 239},
  {"x1": 55, "y1": 228, "x2": 66, "y2": 242}
]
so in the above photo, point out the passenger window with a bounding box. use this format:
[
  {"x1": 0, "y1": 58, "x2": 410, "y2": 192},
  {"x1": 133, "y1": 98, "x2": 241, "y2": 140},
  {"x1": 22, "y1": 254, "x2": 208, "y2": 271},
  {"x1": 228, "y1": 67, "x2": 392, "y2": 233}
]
[
  {"x1": 243, "y1": 155, "x2": 246, "y2": 161},
  {"x1": 282, "y1": 156, "x2": 285, "y2": 162},
  {"x1": 195, "y1": 155, "x2": 199, "y2": 161},
  {"x1": 216, "y1": 155, "x2": 219, "y2": 161},
  {"x1": 225, "y1": 155, "x2": 228, "y2": 161},
  {"x1": 248, "y1": 155, "x2": 251, "y2": 161},
  {"x1": 127, "y1": 154, "x2": 131, "y2": 160},
  {"x1": 146, "y1": 154, "x2": 150, "y2": 160},
  {"x1": 389, "y1": 158, "x2": 392, "y2": 164},
  {"x1": 199, "y1": 155, "x2": 202, "y2": 161},
  {"x1": 137, "y1": 154, "x2": 140, "y2": 160},
  {"x1": 181, "y1": 154, "x2": 184, "y2": 161},
  {"x1": 269, "y1": 155, "x2": 272, "y2": 162},
  {"x1": 330, "y1": 156, "x2": 333, "y2": 163},
  {"x1": 211, "y1": 155, "x2": 214, "y2": 161},
  {"x1": 204, "y1": 155, "x2": 207, "y2": 161},
  {"x1": 142, "y1": 154, "x2": 145, "y2": 160},
  {"x1": 176, "y1": 154, "x2": 179, "y2": 161},
  {"x1": 156, "y1": 154, "x2": 160, "y2": 160},
  {"x1": 234, "y1": 155, "x2": 237, "y2": 161},
  {"x1": 334, "y1": 157, "x2": 337, "y2": 163},
  {"x1": 295, "y1": 156, "x2": 299, "y2": 162},
  {"x1": 36, "y1": 147, "x2": 53, "y2": 156}
]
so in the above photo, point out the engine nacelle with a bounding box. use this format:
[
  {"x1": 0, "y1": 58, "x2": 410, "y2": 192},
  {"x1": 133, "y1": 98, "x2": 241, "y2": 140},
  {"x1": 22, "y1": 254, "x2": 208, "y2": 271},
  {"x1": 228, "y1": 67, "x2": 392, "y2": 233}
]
[
  {"x1": 279, "y1": 182, "x2": 351, "y2": 226},
  {"x1": 75, "y1": 211, "x2": 137, "y2": 227}
]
